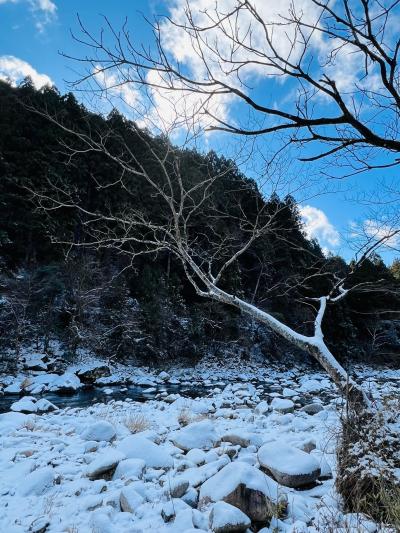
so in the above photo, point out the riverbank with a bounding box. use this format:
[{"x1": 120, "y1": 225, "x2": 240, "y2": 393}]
[{"x1": 1, "y1": 359, "x2": 399, "y2": 532}]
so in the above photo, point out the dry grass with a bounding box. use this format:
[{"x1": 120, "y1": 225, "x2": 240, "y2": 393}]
[
  {"x1": 21, "y1": 419, "x2": 38, "y2": 432},
  {"x1": 177, "y1": 408, "x2": 192, "y2": 427},
  {"x1": 124, "y1": 413, "x2": 151, "y2": 434},
  {"x1": 20, "y1": 377, "x2": 32, "y2": 390},
  {"x1": 177, "y1": 408, "x2": 213, "y2": 427}
]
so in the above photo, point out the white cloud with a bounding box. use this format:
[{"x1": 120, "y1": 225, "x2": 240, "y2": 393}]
[
  {"x1": 0, "y1": 0, "x2": 57, "y2": 31},
  {"x1": 300, "y1": 205, "x2": 340, "y2": 249},
  {"x1": 363, "y1": 220, "x2": 400, "y2": 248},
  {"x1": 0, "y1": 55, "x2": 53, "y2": 89}
]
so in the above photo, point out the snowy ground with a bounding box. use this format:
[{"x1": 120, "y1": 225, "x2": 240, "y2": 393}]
[{"x1": 0, "y1": 360, "x2": 399, "y2": 532}]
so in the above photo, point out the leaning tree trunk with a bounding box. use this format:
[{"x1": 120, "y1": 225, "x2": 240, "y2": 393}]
[
  {"x1": 207, "y1": 285, "x2": 370, "y2": 411},
  {"x1": 207, "y1": 285, "x2": 400, "y2": 523}
]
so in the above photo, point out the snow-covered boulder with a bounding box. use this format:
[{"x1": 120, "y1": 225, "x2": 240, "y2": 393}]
[
  {"x1": 77, "y1": 365, "x2": 111, "y2": 384},
  {"x1": 199, "y1": 462, "x2": 284, "y2": 523},
  {"x1": 10, "y1": 396, "x2": 37, "y2": 413},
  {"x1": 270, "y1": 397, "x2": 294, "y2": 414},
  {"x1": 19, "y1": 467, "x2": 55, "y2": 496},
  {"x1": 86, "y1": 449, "x2": 125, "y2": 480},
  {"x1": 300, "y1": 403, "x2": 324, "y2": 415},
  {"x1": 35, "y1": 398, "x2": 58, "y2": 413},
  {"x1": 221, "y1": 431, "x2": 262, "y2": 448},
  {"x1": 258, "y1": 442, "x2": 321, "y2": 488},
  {"x1": 164, "y1": 477, "x2": 189, "y2": 498},
  {"x1": 117, "y1": 435, "x2": 173, "y2": 469},
  {"x1": 112, "y1": 458, "x2": 146, "y2": 480},
  {"x1": 48, "y1": 372, "x2": 81, "y2": 393},
  {"x1": 23, "y1": 358, "x2": 48, "y2": 372},
  {"x1": 4, "y1": 381, "x2": 22, "y2": 394},
  {"x1": 119, "y1": 486, "x2": 145, "y2": 513},
  {"x1": 158, "y1": 371, "x2": 170, "y2": 381},
  {"x1": 81, "y1": 421, "x2": 116, "y2": 442},
  {"x1": 209, "y1": 501, "x2": 251, "y2": 533},
  {"x1": 282, "y1": 387, "x2": 298, "y2": 398},
  {"x1": 170, "y1": 420, "x2": 218, "y2": 451},
  {"x1": 186, "y1": 448, "x2": 207, "y2": 465},
  {"x1": 254, "y1": 400, "x2": 270, "y2": 415}
]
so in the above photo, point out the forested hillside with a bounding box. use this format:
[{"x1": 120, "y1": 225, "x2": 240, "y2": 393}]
[{"x1": 0, "y1": 79, "x2": 399, "y2": 368}]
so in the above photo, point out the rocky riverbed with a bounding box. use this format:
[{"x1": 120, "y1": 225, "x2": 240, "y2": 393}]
[{"x1": 0, "y1": 355, "x2": 399, "y2": 532}]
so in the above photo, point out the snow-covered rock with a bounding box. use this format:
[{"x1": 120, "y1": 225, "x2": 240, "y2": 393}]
[
  {"x1": 112, "y1": 458, "x2": 146, "y2": 480},
  {"x1": 86, "y1": 449, "x2": 125, "y2": 480},
  {"x1": 81, "y1": 421, "x2": 116, "y2": 442},
  {"x1": 221, "y1": 431, "x2": 262, "y2": 448},
  {"x1": 164, "y1": 477, "x2": 189, "y2": 498},
  {"x1": 117, "y1": 435, "x2": 173, "y2": 469},
  {"x1": 119, "y1": 486, "x2": 145, "y2": 513},
  {"x1": 48, "y1": 372, "x2": 81, "y2": 392},
  {"x1": 19, "y1": 467, "x2": 55, "y2": 496},
  {"x1": 158, "y1": 371, "x2": 170, "y2": 381},
  {"x1": 258, "y1": 442, "x2": 321, "y2": 488},
  {"x1": 77, "y1": 364, "x2": 111, "y2": 384},
  {"x1": 10, "y1": 396, "x2": 37, "y2": 413},
  {"x1": 300, "y1": 403, "x2": 324, "y2": 415},
  {"x1": 35, "y1": 398, "x2": 58, "y2": 413},
  {"x1": 170, "y1": 420, "x2": 218, "y2": 451},
  {"x1": 254, "y1": 400, "x2": 270, "y2": 415},
  {"x1": 199, "y1": 461, "x2": 283, "y2": 522},
  {"x1": 209, "y1": 501, "x2": 251, "y2": 533},
  {"x1": 4, "y1": 381, "x2": 22, "y2": 394},
  {"x1": 270, "y1": 397, "x2": 294, "y2": 414},
  {"x1": 186, "y1": 448, "x2": 207, "y2": 465},
  {"x1": 23, "y1": 358, "x2": 48, "y2": 372}
]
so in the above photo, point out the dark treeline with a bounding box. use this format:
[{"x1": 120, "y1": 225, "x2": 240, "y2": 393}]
[{"x1": 0, "y1": 79, "x2": 399, "y2": 369}]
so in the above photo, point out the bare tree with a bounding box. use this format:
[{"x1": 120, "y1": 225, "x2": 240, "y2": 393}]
[
  {"x1": 64, "y1": 0, "x2": 400, "y2": 179},
  {"x1": 28, "y1": 107, "x2": 400, "y2": 411}
]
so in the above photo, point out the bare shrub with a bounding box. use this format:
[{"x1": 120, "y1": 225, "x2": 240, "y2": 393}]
[
  {"x1": 337, "y1": 399, "x2": 400, "y2": 525},
  {"x1": 177, "y1": 408, "x2": 192, "y2": 427},
  {"x1": 124, "y1": 413, "x2": 150, "y2": 434}
]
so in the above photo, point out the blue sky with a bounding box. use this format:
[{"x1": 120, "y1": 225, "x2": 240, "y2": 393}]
[{"x1": 0, "y1": 0, "x2": 398, "y2": 264}]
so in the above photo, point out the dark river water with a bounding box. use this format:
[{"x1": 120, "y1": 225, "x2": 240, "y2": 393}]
[{"x1": 0, "y1": 382, "x2": 233, "y2": 413}]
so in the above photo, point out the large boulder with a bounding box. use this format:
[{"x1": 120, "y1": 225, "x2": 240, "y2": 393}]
[
  {"x1": 48, "y1": 372, "x2": 81, "y2": 393},
  {"x1": 209, "y1": 501, "x2": 251, "y2": 533},
  {"x1": 258, "y1": 442, "x2": 320, "y2": 488},
  {"x1": 170, "y1": 420, "x2": 218, "y2": 451},
  {"x1": 199, "y1": 462, "x2": 284, "y2": 523},
  {"x1": 10, "y1": 396, "x2": 37, "y2": 413},
  {"x1": 77, "y1": 365, "x2": 111, "y2": 384}
]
